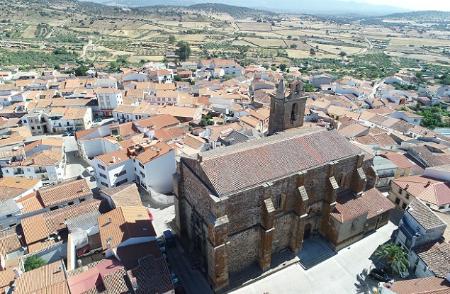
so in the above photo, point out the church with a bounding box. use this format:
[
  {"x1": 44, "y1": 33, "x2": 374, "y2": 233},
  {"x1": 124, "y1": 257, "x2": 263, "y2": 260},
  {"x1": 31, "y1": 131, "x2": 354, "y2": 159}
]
[{"x1": 173, "y1": 80, "x2": 389, "y2": 291}]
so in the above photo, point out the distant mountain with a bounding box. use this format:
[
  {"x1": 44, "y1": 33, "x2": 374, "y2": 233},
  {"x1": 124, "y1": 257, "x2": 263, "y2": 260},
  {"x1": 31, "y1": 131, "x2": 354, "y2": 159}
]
[
  {"x1": 188, "y1": 3, "x2": 275, "y2": 18},
  {"x1": 383, "y1": 10, "x2": 450, "y2": 21},
  {"x1": 80, "y1": 0, "x2": 406, "y2": 16}
]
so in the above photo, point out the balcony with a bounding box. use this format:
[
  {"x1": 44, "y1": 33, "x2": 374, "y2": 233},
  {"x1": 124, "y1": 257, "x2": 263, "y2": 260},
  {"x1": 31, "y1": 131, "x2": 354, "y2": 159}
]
[
  {"x1": 13, "y1": 169, "x2": 24, "y2": 175},
  {"x1": 34, "y1": 168, "x2": 46, "y2": 174}
]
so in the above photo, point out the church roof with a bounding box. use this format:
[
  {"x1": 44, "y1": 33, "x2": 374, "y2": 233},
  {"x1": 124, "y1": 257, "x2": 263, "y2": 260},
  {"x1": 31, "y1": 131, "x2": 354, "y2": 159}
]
[{"x1": 190, "y1": 128, "x2": 363, "y2": 196}]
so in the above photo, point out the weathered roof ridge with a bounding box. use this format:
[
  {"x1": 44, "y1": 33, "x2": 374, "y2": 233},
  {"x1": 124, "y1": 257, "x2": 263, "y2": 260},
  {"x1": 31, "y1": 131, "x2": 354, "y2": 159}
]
[{"x1": 200, "y1": 127, "x2": 324, "y2": 160}]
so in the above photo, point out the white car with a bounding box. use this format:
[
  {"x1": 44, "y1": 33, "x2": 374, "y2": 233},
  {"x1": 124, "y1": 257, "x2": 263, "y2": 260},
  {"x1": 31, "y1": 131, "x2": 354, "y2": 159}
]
[{"x1": 85, "y1": 167, "x2": 95, "y2": 177}]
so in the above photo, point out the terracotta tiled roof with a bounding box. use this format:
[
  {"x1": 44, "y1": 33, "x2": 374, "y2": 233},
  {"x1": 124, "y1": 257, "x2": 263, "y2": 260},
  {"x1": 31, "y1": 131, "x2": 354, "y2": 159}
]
[
  {"x1": 338, "y1": 123, "x2": 369, "y2": 138},
  {"x1": 133, "y1": 114, "x2": 179, "y2": 130},
  {"x1": 0, "y1": 228, "x2": 21, "y2": 256},
  {"x1": 21, "y1": 214, "x2": 50, "y2": 244},
  {"x1": 331, "y1": 188, "x2": 395, "y2": 223},
  {"x1": 20, "y1": 148, "x2": 63, "y2": 166},
  {"x1": 416, "y1": 241, "x2": 450, "y2": 278},
  {"x1": 0, "y1": 269, "x2": 15, "y2": 292},
  {"x1": 98, "y1": 206, "x2": 156, "y2": 250},
  {"x1": 385, "y1": 277, "x2": 450, "y2": 294},
  {"x1": 17, "y1": 191, "x2": 45, "y2": 214},
  {"x1": 128, "y1": 254, "x2": 173, "y2": 294},
  {"x1": 96, "y1": 149, "x2": 130, "y2": 167},
  {"x1": 63, "y1": 107, "x2": 88, "y2": 120},
  {"x1": 157, "y1": 105, "x2": 200, "y2": 120},
  {"x1": 38, "y1": 178, "x2": 92, "y2": 207},
  {"x1": 406, "y1": 199, "x2": 446, "y2": 231},
  {"x1": 14, "y1": 260, "x2": 69, "y2": 294},
  {"x1": 22, "y1": 199, "x2": 101, "y2": 246},
  {"x1": 382, "y1": 152, "x2": 416, "y2": 169},
  {"x1": 135, "y1": 141, "x2": 172, "y2": 165},
  {"x1": 0, "y1": 177, "x2": 41, "y2": 200},
  {"x1": 190, "y1": 129, "x2": 362, "y2": 196},
  {"x1": 153, "y1": 126, "x2": 187, "y2": 142},
  {"x1": 394, "y1": 176, "x2": 450, "y2": 206},
  {"x1": 101, "y1": 183, "x2": 143, "y2": 207}
]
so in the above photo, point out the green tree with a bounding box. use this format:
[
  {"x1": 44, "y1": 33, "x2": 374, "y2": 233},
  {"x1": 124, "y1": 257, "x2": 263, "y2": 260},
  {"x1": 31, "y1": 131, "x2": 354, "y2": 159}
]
[
  {"x1": 375, "y1": 243, "x2": 409, "y2": 275},
  {"x1": 176, "y1": 41, "x2": 191, "y2": 61},
  {"x1": 74, "y1": 65, "x2": 89, "y2": 76},
  {"x1": 24, "y1": 256, "x2": 46, "y2": 272},
  {"x1": 279, "y1": 64, "x2": 287, "y2": 72},
  {"x1": 168, "y1": 35, "x2": 176, "y2": 44}
]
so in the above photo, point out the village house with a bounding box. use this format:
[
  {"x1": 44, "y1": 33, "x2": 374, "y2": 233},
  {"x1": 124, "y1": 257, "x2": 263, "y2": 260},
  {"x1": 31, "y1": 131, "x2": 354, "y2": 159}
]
[
  {"x1": 92, "y1": 140, "x2": 176, "y2": 194},
  {"x1": 394, "y1": 199, "x2": 449, "y2": 279},
  {"x1": 95, "y1": 88, "x2": 123, "y2": 117},
  {"x1": 1, "y1": 139, "x2": 65, "y2": 185}
]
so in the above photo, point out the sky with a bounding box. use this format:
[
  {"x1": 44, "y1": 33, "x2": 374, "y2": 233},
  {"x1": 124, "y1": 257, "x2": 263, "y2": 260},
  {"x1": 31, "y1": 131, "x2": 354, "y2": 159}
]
[{"x1": 349, "y1": 0, "x2": 450, "y2": 11}]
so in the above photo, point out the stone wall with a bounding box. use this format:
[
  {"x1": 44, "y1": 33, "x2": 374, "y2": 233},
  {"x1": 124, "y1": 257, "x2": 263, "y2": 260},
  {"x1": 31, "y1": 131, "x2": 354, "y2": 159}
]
[
  {"x1": 272, "y1": 213, "x2": 294, "y2": 253},
  {"x1": 227, "y1": 226, "x2": 259, "y2": 273}
]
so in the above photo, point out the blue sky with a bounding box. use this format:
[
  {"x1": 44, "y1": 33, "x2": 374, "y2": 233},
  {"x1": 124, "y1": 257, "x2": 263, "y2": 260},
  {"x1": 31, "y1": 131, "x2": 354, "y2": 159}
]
[{"x1": 349, "y1": 0, "x2": 450, "y2": 11}]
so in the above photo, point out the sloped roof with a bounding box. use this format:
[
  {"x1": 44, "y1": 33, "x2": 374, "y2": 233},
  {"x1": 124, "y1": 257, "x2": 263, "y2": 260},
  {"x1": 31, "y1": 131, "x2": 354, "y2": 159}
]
[
  {"x1": 416, "y1": 241, "x2": 450, "y2": 278},
  {"x1": 189, "y1": 129, "x2": 362, "y2": 196},
  {"x1": 98, "y1": 206, "x2": 156, "y2": 250},
  {"x1": 394, "y1": 176, "x2": 450, "y2": 206},
  {"x1": 38, "y1": 178, "x2": 92, "y2": 207},
  {"x1": 14, "y1": 260, "x2": 69, "y2": 294},
  {"x1": 385, "y1": 277, "x2": 450, "y2": 294},
  {"x1": 331, "y1": 188, "x2": 395, "y2": 223},
  {"x1": 406, "y1": 199, "x2": 446, "y2": 231}
]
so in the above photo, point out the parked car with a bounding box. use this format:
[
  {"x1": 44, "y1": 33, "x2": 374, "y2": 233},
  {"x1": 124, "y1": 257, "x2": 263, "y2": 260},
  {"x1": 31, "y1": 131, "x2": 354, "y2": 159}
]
[
  {"x1": 369, "y1": 268, "x2": 392, "y2": 282},
  {"x1": 85, "y1": 167, "x2": 95, "y2": 177}
]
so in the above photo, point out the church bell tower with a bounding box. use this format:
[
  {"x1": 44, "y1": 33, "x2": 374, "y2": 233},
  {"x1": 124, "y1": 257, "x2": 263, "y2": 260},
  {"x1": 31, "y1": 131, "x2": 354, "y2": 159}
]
[{"x1": 268, "y1": 80, "x2": 307, "y2": 135}]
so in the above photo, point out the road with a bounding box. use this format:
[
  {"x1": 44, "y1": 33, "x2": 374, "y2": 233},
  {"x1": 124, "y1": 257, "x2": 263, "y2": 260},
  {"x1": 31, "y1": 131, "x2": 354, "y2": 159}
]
[{"x1": 231, "y1": 222, "x2": 397, "y2": 294}]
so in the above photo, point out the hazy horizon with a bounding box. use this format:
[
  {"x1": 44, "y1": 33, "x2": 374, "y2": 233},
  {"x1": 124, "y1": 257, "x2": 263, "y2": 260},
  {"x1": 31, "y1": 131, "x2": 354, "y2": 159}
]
[{"x1": 346, "y1": 0, "x2": 450, "y2": 11}]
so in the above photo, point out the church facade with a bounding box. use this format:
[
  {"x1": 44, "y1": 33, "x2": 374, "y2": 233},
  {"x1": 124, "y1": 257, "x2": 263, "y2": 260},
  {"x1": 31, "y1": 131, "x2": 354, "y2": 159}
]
[{"x1": 173, "y1": 81, "x2": 368, "y2": 291}]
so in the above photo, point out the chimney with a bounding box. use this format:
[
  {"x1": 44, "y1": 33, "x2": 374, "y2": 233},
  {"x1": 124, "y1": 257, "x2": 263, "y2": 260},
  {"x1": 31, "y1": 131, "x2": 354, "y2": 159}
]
[
  {"x1": 425, "y1": 181, "x2": 431, "y2": 188},
  {"x1": 13, "y1": 268, "x2": 23, "y2": 279}
]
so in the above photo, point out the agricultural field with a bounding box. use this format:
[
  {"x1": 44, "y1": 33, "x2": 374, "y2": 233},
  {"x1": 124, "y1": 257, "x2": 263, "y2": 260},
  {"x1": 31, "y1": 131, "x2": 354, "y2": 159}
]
[{"x1": 0, "y1": 0, "x2": 449, "y2": 70}]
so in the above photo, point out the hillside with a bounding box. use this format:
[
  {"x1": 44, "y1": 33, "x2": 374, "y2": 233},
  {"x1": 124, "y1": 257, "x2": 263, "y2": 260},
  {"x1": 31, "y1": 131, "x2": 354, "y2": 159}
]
[
  {"x1": 383, "y1": 10, "x2": 450, "y2": 22},
  {"x1": 188, "y1": 3, "x2": 275, "y2": 18}
]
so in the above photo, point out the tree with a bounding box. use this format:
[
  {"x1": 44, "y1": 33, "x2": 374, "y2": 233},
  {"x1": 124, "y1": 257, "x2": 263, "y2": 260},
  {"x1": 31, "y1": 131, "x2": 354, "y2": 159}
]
[
  {"x1": 176, "y1": 41, "x2": 191, "y2": 62},
  {"x1": 74, "y1": 65, "x2": 89, "y2": 77},
  {"x1": 168, "y1": 35, "x2": 176, "y2": 44},
  {"x1": 279, "y1": 64, "x2": 287, "y2": 72},
  {"x1": 310, "y1": 48, "x2": 316, "y2": 56},
  {"x1": 24, "y1": 256, "x2": 46, "y2": 272},
  {"x1": 375, "y1": 243, "x2": 409, "y2": 275},
  {"x1": 339, "y1": 51, "x2": 347, "y2": 58}
]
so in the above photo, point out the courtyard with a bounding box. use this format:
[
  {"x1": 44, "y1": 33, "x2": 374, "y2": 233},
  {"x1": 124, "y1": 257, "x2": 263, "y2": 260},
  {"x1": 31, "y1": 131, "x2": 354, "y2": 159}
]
[{"x1": 231, "y1": 222, "x2": 397, "y2": 294}]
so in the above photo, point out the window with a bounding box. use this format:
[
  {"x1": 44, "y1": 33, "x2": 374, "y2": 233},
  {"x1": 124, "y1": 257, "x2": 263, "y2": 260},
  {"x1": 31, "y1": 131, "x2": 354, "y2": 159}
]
[
  {"x1": 139, "y1": 162, "x2": 144, "y2": 169},
  {"x1": 395, "y1": 198, "x2": 400, "y2": 205},
  {"x1": 115, "y1": 170, "x2": 126, "y2": 177},
  {"x1": 99, "y1": 173, "x2": 107, "y2": 179},
  {"x1": 116, "y1": 178, "x2": 128, "y2": 186},
  {"x1": 100, "y1": 181, "x2": 109, "y2": 187},
  {"x1": 402, "y1": 203, "x2": 407, "y2": 209},
  {"x1": 6, "y1": 214, "x2": 12, "y2": 218},
  {"x1": 291, "y1": 103, "x2": 298, "y2": 122},
  {"x1": 50, "y1": 206, "x2": 58, "y2": 211},
  {"x1": 140, "y1": 172, "x2": 145, "y2": 178},
  {"x1": 80, "y1": 198, "x2": 86, "y2": 202},
  {"x1": 439, "y1": 205, "x2": 446, "y2": 210},
  {"x1": 406, "y1": 193, "x2": 410, "y2": 200},
  {"x1": 67, "y1": 202, "x2": 74, "y2": 206},
  {"x1": 398, "y1": 188, "x2": 402, "y2": 194},
  {"x1": 274, "y1": 194, "x2": 282, "y2": 210},
  {"x1": 97, "y1": 164, "x2": 106, "y2": 171}
]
